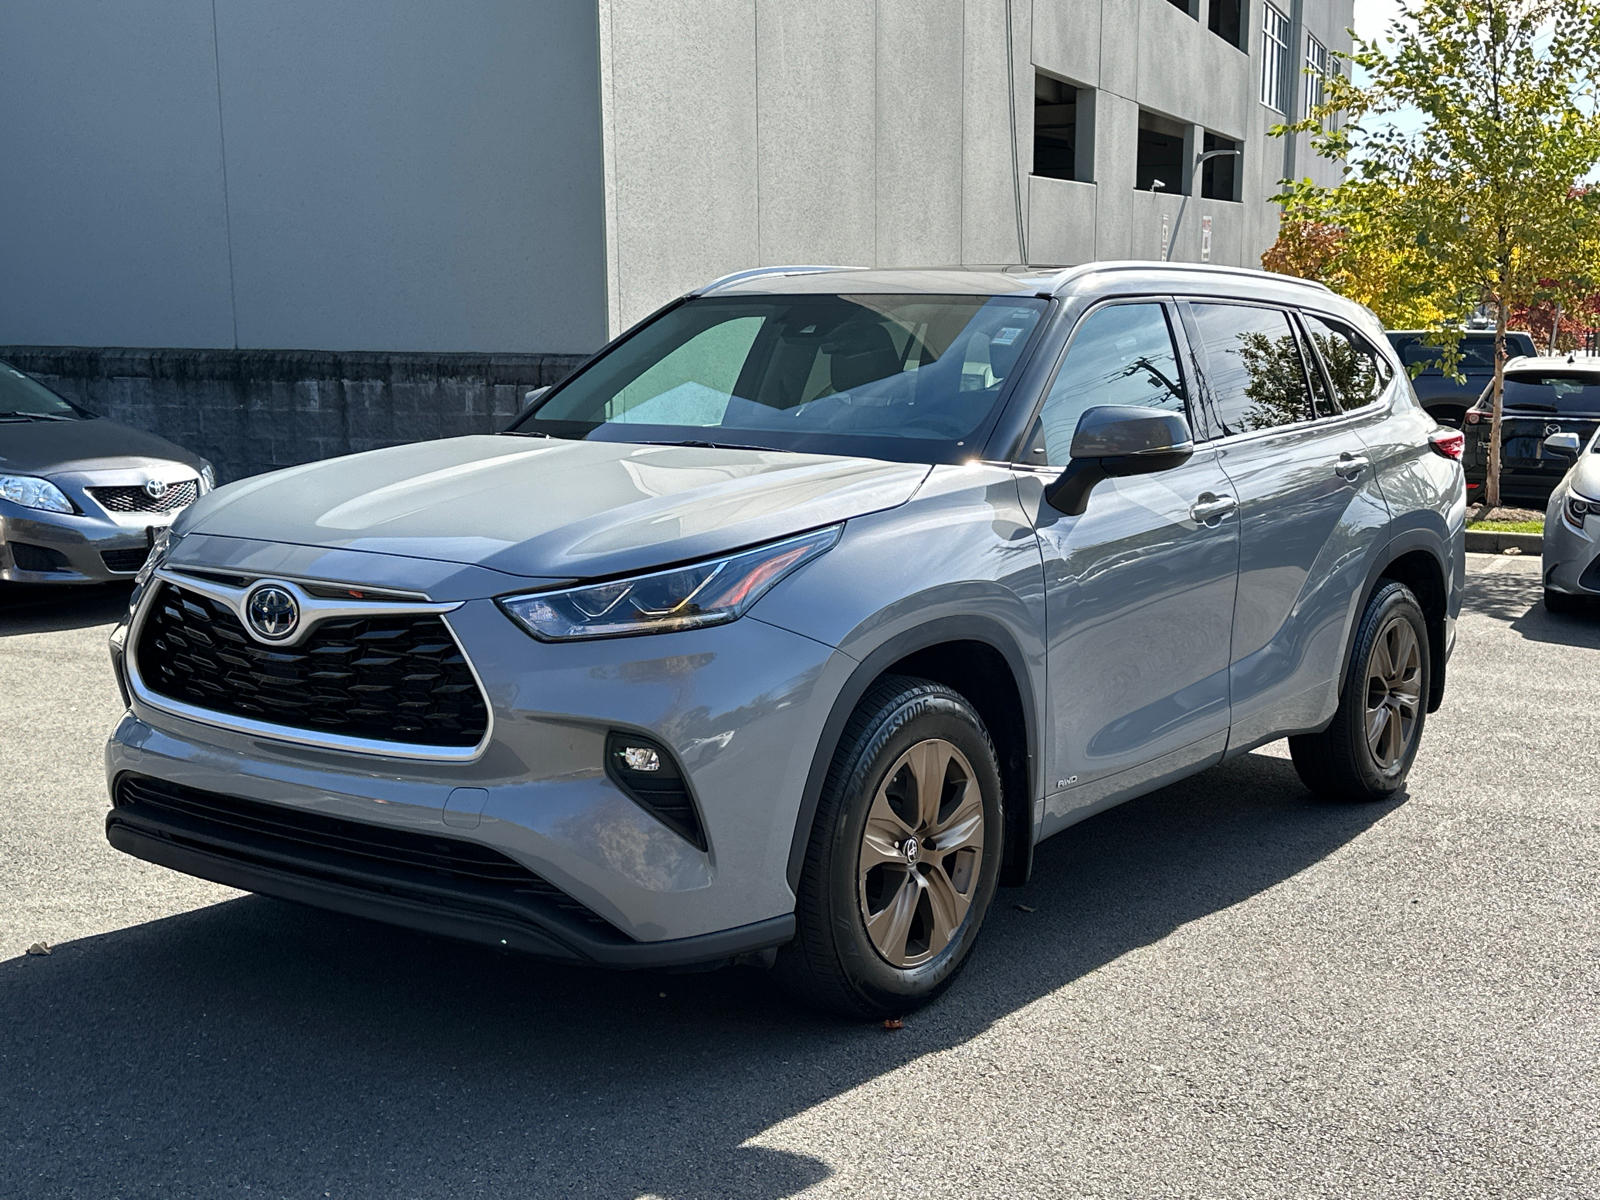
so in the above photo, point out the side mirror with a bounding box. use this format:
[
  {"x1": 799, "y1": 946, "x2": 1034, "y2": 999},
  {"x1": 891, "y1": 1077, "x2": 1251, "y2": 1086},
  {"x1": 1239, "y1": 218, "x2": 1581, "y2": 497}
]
[
  {"x1": 521, "y1": 386, "x2": 550, "y2": 413},
  {"x1": 1543, "y1": 431, "x2": 1582, "y2": 460},
  {"x1": 1044, "y1": 405, "x2": 1196, "y2": 516}
]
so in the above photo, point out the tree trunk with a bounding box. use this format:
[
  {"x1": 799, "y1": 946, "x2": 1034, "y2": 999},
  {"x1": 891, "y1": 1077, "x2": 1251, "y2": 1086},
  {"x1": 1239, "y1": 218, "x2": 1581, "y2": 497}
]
[{"x1": 1486, "y1": 299, "x2": 1508, "y2": 510}]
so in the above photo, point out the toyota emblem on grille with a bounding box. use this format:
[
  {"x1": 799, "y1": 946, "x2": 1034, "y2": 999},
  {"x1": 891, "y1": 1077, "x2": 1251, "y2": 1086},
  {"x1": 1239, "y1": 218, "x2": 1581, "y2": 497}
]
[
  {"x1": 144, "y1": 478, "x2": 170, "y2": 500},
  {"x1": 1545, "y1": 423, "x2": 1562, "y2": 436},
  {"x1": 246, "y1": 585, "x2": 300, "y2": 641}
]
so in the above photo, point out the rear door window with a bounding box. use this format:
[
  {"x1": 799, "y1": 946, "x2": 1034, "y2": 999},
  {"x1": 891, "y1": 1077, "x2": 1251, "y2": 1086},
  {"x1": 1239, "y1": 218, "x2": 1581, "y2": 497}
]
[
  {"x1": 1188, "y1": 303, "x2": 1313, "y2": 435},
  {"x1": 1031, "y1": 303, "x2": 1188, "y2": 464},
  {"x1": 1302, "y1": 314, "x2": 1393, "y2": 411}
]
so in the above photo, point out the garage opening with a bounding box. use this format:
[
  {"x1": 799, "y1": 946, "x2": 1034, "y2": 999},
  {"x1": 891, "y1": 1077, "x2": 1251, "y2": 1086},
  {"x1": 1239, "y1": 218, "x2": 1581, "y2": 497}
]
[
  {"x1": 1136, "y1": 111, "x2": 1188, "y2": 193},
  {"x1": 1033, "y1": 74, "x2": 1086, "y2": 182}
]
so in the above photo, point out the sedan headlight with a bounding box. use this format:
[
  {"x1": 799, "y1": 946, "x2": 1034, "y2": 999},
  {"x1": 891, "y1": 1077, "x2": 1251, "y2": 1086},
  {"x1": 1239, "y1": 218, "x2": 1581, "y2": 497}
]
[
  {"x1": 0, "y1": 473, "x2": 75, "y2": 514},
  {"x1": 1565, "y1": 492, "x2": 1598, "y2": 529},
  {"x1": 500, "y1": 526, "x2": 842, "y2": 641},
  {"x1": 198, "y1": 464, "x2": 216, "y2": 493}
]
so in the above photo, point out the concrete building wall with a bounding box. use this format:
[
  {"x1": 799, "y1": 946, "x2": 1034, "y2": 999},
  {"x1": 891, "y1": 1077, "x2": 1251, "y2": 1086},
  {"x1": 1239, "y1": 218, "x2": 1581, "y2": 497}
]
[{"x1": 1, "y1": 0, "x2": 608, "y2": 356}]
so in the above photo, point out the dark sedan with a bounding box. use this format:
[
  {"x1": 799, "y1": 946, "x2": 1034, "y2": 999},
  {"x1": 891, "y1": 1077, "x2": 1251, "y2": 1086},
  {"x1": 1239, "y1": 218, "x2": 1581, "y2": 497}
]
[
  {"x1": 1462, "y1": 357, "x2": 1600, "y2": 505},
  {"x1": 1, "y1": 359, "x2": 213, "y2": 584}
]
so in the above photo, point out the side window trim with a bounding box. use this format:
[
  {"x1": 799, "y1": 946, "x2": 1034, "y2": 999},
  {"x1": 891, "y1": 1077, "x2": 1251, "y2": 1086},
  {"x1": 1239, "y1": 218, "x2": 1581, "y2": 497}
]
[
  {"x1": 1012, "y1": 296, "x2": 1196, "y2": 465},
  {"x1": 1291, "y1": 309, "x2": 1345, "y2": 417}
]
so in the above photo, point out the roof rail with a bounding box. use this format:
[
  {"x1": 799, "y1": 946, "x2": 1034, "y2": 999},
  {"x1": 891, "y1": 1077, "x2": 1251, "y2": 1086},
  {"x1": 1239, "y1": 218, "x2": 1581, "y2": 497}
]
[
  {"x1": 1033, "y1": 260, "x2": 1335, "y2": 297},
  {"x1": 692, "y1": 264, "x2": 869, "y2": 295}
]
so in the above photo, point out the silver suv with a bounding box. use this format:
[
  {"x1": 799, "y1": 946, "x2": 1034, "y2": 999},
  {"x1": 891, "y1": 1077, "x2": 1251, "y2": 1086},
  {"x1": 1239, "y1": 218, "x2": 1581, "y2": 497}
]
[{"x1": 104, "y1": 263, "x2": 1465, "y2": 1017}]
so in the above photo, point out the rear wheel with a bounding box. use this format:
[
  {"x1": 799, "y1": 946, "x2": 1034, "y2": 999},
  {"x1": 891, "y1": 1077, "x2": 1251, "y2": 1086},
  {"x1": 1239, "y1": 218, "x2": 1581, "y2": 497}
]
[
  {"x1": 774, "y1": 677, "x2": 1003, "y2": 1019},
  {"x1": 1290, "y1": 582, "x2": 1430, "y2": 802}
]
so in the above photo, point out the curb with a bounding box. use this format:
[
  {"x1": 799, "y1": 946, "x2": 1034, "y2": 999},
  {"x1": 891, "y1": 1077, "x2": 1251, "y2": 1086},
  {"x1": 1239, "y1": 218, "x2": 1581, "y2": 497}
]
[{"x1": 1465, "y1": 529, "x2": 1543, "y2": 554}]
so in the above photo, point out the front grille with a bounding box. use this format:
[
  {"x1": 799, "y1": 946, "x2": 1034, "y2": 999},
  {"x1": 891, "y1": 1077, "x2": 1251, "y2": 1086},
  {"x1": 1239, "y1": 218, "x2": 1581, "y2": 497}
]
[
  {"x1": 134, "y1": 581, "x2": 490, "y2": 748},
  {"x1": 112, "y1": 773, "x2": 617, "y2": 933},
  {"x1": 101, "y1": 547, "x2": 150, "y2": 573},
  {"x1": 89, "y1": 480, "x2": 199, "y2": 513}
]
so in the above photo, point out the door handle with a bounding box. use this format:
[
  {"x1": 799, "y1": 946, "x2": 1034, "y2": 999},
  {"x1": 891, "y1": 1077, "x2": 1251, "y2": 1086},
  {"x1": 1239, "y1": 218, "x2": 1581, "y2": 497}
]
[
  {"x1": 1189, "y1": 493, "x2": 1237, "y2": 525},
  {"x1": 1335, "y1": 453, "x2": 1370, "y2": 480}
]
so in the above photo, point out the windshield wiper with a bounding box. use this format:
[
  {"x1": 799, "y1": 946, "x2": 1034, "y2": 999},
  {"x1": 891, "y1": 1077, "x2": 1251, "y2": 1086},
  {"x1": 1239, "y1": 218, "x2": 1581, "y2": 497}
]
[
  {"x1": 638, "y1": 438, "x2": 774, "y2": 452},
  {"x1": 0, "y1": 410, "x2": 73, "y2": 421}
]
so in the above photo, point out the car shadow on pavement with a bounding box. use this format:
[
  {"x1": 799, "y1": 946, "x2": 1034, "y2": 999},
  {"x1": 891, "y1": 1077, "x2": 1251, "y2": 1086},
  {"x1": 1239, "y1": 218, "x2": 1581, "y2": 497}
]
[
  {"x1": 0, "y1": 752, "x2": 1400, "y2": 1200},
  {"x1": 1460, "y1": 571, "x2": 1600, "y2": 648},
  {"x1": 0, "y1": 581, "x2": 132, "y2": 637}
]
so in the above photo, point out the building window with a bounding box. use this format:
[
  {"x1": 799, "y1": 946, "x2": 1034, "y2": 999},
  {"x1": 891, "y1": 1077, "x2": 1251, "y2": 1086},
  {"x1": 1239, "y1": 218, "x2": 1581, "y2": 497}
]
[
  {"x1": 1033, "y1": 74, "x2": 1087, "y2": 182},
  {"x1": 1201, "y1": 133, "x2": 1240, "y2": 201},
  {"x1": 1136, "y1": 111, "x2": 1188, "y2": 194},
  {"x1": 1305, "y1": 34, "x2": 1329, "y2": 119},
  {"x1": 1166, "y1": 0, "x2": 1197, "y2": 17},
  {"x1": 1261, "y1": 3, "x2": 1292, "y2": 112},
  {"x1": 1209, "y1": 0, "x2": 1243, "y2": 49}
]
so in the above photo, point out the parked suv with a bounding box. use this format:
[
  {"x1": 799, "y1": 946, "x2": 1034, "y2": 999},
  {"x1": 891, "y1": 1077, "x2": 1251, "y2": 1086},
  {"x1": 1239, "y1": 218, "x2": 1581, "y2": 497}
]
[
  {"x1": 1461, "y1": 356, "x2": 1600, "y2": 505},
  {"x1": 1386, "y1": 329, "x2": 1539, "y2": 428},
  {"x1": 105, "y1": 263, "x2": 1464, "y2": 1017}
]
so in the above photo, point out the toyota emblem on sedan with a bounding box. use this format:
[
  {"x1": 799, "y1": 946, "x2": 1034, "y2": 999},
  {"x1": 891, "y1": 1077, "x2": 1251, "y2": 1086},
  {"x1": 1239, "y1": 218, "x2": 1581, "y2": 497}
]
[
  {"x1": 245, "y1": 584, "x2": 300, "y2": 641},
  {"x1": 144, "y1": 478, "x2": 170, "y2": 500}
]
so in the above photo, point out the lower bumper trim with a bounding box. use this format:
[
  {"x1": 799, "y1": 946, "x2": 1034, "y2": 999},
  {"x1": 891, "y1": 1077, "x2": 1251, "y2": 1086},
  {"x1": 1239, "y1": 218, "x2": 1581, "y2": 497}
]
[{"x1": 105, "y1": 815, "x2": 794, "y2": 969}]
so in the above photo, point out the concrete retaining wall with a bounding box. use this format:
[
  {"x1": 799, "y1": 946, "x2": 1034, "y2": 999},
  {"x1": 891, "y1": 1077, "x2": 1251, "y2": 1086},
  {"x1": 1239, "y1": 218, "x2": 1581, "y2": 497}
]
[{"x1": 4, "y1": 347, "x2": 585, "y2": 484}]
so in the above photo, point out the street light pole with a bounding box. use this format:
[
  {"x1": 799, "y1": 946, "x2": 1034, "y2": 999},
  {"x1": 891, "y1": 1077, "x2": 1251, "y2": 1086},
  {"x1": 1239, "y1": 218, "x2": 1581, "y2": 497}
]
[{"x1": 1166, "y1": 148, "x2": 1242, "y2": 261}]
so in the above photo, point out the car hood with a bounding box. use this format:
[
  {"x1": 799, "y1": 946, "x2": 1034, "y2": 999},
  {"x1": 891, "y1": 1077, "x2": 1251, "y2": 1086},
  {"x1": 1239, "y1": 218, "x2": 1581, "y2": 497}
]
[
  {"x1": 0, "y1": 415, "x2": 206, "y2": 476},
  {"x1": 179, "y1": 435, "x2": 932, "y2": 580}
]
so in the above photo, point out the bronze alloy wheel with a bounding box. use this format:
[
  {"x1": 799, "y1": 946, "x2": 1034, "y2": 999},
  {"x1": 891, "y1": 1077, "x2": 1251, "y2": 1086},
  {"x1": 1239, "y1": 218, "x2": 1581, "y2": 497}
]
[
  {"x1": 857, "y1": 737, "x2": 985, "y2": 968},
  {"x1": 1364, "y1": 614, "x2": 1423, "y2": 771}
]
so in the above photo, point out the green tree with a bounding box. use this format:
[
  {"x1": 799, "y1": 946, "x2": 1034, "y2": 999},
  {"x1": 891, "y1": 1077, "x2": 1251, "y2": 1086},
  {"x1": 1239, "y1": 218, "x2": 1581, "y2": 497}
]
[{"x1": 1273, "y1": 0, "x2": 1600, "y2": 506}]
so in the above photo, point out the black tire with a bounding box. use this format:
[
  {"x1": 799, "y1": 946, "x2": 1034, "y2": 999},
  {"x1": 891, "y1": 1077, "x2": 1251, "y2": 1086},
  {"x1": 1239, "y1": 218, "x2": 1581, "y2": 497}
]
[
  {"x1": 773, "y1": 676, "x2": 1004, "y2": 1019},
  {"x1": 1545, "y1": 588, "x2": 1584, "y2": 614},
  {"x1": 1289, "y1": 581, "x2": 1430, "y2": 802}
]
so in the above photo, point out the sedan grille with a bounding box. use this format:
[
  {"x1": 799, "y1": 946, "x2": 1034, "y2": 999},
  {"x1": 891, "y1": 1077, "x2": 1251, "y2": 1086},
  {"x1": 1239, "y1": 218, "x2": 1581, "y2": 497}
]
[
  {"x1": 134, "y1": 581, "x2": 490, "y2": 748},
  {"x1": 89, "y1": 479, "x2": 199, "y2": 513}
]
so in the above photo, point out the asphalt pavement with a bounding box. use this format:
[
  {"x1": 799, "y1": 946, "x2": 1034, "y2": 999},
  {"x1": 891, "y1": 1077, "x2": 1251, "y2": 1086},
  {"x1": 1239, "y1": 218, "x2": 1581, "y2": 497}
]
[{"x1": 1, "y1": 555, "x2": 1596, "y2": 1199}]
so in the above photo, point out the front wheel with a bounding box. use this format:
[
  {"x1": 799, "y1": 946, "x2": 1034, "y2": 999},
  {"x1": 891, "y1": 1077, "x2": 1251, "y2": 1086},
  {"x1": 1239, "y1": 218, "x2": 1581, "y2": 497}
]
[
  {"x1": 1289, "y1": 581, "x2": 1430, "y2": 802},
  {"x1": 774, "y1": 677, "x2": 1003, "y2": 1019},
  {"x1": 1545, "y1": 588, "x2": 1585, "y2": 614}
]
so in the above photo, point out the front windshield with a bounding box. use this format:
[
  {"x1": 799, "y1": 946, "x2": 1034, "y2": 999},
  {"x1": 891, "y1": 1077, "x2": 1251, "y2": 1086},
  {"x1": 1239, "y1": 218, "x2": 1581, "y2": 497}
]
[
  {"x1": 512, "y1": 294, "x2": 1049, "y2": 462},
  {"x1": 1502, "y1": 374, "x2": 1600, "y2": 414},
  {"x1": 0, "y1": 361, "x2": 83, "y2": 420}
]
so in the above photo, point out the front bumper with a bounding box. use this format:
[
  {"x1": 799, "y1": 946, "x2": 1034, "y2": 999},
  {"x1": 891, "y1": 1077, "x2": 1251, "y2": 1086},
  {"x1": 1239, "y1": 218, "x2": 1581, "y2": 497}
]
[
  {"x1": 106, "y1": 544, "x2": 857, "y2": 959},
  {"x1": 1542, "y1": 497, "x2": 1600, "y2": 595},
  {"x1": 1, "y1": 468, "x2": 200, "y2": 584}
]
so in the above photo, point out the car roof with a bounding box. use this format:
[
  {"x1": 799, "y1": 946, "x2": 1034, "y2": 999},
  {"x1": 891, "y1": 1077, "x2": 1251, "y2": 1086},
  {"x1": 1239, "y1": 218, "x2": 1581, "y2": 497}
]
[
  {"x1": 1504, "y1": 355, "x2": 1600, "y2": 376},
  {"x1": 695, "y1": 261, "x2": 1338, "y2": 302}
]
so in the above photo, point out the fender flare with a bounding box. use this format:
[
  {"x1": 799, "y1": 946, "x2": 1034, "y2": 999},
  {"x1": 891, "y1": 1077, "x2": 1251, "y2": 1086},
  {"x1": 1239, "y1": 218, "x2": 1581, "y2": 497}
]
[
  {"x1": 1342, "y1": 521, "x2": 1458, "y2": 714},
  {"x1": 785, "y1": 614, "x2": 1041, "y2": 892}
]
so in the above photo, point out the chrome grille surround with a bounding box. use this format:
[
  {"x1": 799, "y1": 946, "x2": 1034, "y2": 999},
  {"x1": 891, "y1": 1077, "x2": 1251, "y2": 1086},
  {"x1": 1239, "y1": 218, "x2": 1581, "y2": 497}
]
[{"x1": 125, "y1": 568, "x2": 494, "y2": 762}]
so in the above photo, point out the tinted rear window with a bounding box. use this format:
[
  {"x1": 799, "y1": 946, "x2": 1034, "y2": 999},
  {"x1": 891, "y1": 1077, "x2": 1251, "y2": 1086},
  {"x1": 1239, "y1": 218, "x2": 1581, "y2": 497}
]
[
  {"x1": 1501, "y1": 374, "x2": 1600, "y2": 415},
  {"x1": 1392, "y1": 335, "x2": 1498, "y2": 371}
]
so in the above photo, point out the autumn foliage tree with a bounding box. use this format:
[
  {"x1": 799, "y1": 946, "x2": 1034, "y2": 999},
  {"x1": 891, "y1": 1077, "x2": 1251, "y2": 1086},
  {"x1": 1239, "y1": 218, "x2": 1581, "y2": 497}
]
[{"x1": 1267, "y1": 0, "x2": 1600, "y2": 506}]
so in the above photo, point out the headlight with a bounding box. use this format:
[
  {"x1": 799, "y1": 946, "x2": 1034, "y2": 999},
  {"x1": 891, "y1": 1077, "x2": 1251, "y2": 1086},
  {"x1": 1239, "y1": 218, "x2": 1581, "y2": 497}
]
[
  {"x1": 500, "y1": 526, "x2": 842, "y2": 641},
  {"x1": 131, "y1": 527, "x2": 179, "y2": 608},
  {"x1": 1565, "y1": 493, "x2": 1597, "y2": 529},
  {"x1": 0, "y1": 474, "x2": 74, "y2": 514},
  {"x1": 198, "y1": 464, "x2": 216, "y2": 493}
]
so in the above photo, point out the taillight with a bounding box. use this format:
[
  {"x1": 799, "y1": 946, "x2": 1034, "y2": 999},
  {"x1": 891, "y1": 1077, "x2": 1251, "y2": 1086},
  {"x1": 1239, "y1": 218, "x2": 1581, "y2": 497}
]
[
  {"x1": 1429, "y1": 429, "x2": 1465, "y2": 460},
  {"x1": 1464, "y1": 410, "x2": 1482, "y2": 424}
]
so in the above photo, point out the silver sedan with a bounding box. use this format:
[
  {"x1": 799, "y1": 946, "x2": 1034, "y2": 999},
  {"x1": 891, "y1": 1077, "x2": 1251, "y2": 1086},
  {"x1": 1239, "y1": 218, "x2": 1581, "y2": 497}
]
[
  {"x1": 1, "y1": 359, "x2": 213, "y2": 585},
  {"x1": 1541, "y1": 427, "x2": 1600, "y2": 612}
]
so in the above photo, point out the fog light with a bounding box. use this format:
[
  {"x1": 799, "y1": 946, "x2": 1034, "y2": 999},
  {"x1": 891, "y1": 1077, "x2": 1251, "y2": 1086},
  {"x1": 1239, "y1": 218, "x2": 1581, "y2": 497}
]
[{"x1": 620, "y1": 746, "x2": 660, "y2": 772}]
